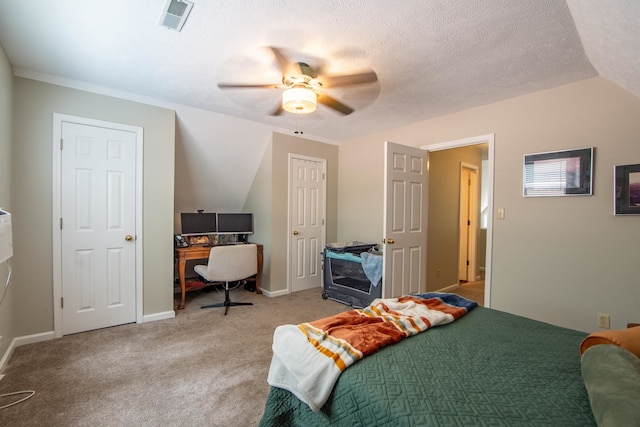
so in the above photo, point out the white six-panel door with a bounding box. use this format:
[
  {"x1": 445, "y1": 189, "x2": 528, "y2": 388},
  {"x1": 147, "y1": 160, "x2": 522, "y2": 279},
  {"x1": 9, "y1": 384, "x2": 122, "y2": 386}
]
[
  {"x1": 458, "y1": 164, "x2": 479, "y2": 282},
  {"x1": 383, "y1": 141, "x2": 427, "y2": 298},
  {"x1": 59, "y1": 121, "x2": 137, "y2": 335},
  {"x1": 289, "y1": 155, "x2": 326, "y2": 293}
]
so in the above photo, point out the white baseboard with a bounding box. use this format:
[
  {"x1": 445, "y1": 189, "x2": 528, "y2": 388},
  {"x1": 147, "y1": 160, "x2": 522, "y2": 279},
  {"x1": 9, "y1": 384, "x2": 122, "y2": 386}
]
[
  {"x1": 0, "y1": 331, "x2": 55, "y2": 372},
  {"x1": 436, "y1": 283, "x2": 460, "y2": 292},
  {"x1": 0, "y1": 340, "x2": 14, "y2": 372},
  {"x1": 142, "y1": 310, "x2": 175, "y2": 323},
  {"x1": 260, "y1": 289, "x2": 289, "y2": 298},
  {"x1": 15, "y1": 331, "x2": 55, "y2": 346}
]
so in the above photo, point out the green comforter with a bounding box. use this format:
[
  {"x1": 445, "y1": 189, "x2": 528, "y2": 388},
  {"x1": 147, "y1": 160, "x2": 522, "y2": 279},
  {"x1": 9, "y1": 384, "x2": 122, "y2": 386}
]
[{"x1": 259, "y1": 306, "x2": 595, "y2": 426}]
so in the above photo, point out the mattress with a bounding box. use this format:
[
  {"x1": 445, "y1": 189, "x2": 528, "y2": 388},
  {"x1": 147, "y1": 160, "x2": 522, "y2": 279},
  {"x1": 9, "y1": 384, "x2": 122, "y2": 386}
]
[{"x1": 259, "y1": 306, "x2": 596, "y2": 426}]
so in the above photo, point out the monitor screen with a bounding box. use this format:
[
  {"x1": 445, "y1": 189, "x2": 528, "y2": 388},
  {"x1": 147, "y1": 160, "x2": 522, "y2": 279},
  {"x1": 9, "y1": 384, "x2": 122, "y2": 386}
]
[
  {"x1": 180, "y1": 213, "x2": 217, "y2": 236},
  {"x1": 216, "y1": 213, "x2": 253, "y2": 234}
]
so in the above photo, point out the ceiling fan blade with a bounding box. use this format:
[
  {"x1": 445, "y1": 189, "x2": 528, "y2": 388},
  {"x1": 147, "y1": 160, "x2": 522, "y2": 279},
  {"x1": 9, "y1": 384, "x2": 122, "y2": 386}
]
[
  {"x1": 317, "y1": 92, "x2": 354, "y2": 115},
  {"x1": 320, "y1": 71, "x2": 378, "y2": 88},
  {"x1": 269, "y1": 46, "x2": 296, "y2": 75},
  {"x1": 217, "y1": 83, "x2": 280, "y2": 89},
  {"x1": 269, "y1": 103, "x2": 284, "y2": 116}
]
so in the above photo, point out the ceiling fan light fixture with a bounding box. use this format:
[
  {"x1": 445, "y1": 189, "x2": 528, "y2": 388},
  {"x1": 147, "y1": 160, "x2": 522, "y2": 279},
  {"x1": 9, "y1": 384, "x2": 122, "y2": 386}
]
[{"x1": 282, "y1": 88, "x2": 317, "y2": 114}]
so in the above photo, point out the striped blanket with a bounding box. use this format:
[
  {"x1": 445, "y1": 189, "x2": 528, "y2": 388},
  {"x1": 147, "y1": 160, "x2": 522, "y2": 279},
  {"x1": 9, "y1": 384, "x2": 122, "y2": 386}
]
[{"x1": 267, "y1": 292, "x2": 477, "y2": 412}]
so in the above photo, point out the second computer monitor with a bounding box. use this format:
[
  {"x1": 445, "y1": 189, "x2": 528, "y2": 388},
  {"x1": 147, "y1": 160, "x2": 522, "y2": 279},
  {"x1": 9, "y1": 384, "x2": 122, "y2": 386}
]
[{"x1": 216, "y1": 213, "x2": 253, "y2": 234}]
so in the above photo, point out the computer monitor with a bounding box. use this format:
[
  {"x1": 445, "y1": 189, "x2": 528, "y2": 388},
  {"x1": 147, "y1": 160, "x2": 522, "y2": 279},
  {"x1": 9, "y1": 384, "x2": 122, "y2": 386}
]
[
  {"x1": 216, "y1": 213, "x2": 253, "y2": 234},
  {"x1": 180, "y1": 212, "x2": 217, "y2": 236}
]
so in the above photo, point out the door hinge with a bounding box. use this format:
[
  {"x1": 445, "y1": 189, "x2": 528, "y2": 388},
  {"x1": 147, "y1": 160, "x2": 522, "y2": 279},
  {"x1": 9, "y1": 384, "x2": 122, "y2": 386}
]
[
  {"x1": 61, "y1": 297, "x2": 64, "y2": 309},
  {"x1": 466, "y1": 260, "x2": 469, "y2": 266},
  {"x1": 60, "y1": 138, "x2": 63, "y2": 150},
  {"x1": 322, "y1": 173, "x2": 325, "y2": 180},
  {"x1": 467, "y1": 219, "x2": 470, "y2": 226},
  {"x1": 60, "y1": 218, "x2": 63, "y2": 230}
]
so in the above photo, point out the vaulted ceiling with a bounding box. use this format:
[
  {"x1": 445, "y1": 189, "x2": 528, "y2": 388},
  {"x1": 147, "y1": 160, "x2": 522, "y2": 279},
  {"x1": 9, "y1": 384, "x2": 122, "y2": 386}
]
[{"x1": 0, "y1": 1, "x2": 638, "y2": 141}]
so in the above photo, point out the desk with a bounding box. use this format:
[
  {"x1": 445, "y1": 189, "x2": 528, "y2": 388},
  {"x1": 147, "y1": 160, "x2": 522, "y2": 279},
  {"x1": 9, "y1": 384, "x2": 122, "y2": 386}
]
[{"x1": 175, "y1": 244, "x2": 263, "y2": 310}]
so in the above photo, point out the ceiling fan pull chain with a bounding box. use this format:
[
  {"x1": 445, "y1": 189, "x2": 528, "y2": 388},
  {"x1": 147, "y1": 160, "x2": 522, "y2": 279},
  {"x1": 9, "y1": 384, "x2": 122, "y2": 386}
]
[{"x1": 294, "y1": 116, "x2": 304, "y2": 135}]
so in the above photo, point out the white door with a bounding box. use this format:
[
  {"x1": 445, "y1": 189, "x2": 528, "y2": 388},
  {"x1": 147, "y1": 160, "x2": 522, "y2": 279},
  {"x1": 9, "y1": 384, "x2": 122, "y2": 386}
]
[
  {"x1": 59, "y1": 121, "x2": 137, "y2": 335},
  {"x1": 458, "y1": 164, "x2": 479, "y2": 281},
  {"x1": 383, "y1": 141, "x2": 427, "y2": 298},
  {"x1": 289, "y1": 155, "x2": 326, "y2": 292}
]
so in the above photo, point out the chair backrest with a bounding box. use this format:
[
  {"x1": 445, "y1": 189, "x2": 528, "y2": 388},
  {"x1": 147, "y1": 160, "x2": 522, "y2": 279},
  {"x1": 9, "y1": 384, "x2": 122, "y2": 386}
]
[{"x1": 203, "y1": 243, "x2": 257, "y2": 282}]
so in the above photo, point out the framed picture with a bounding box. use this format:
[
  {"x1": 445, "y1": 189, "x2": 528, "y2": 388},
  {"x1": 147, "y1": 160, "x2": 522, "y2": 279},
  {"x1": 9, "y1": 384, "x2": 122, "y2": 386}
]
[
  {"x1": 523, "y1": 147, "x2": 593, "y2": 197},
  {"x1": 615, "y1": 164, "x2": 640, "y2": 215}
]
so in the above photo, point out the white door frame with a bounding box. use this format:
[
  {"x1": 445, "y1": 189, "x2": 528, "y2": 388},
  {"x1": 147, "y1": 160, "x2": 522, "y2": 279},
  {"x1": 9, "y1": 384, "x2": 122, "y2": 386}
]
[
  {"x1": 287, "y1": 153, "x2": 327, "y2": 293},
  {"x1": 422, "y1": 134, "x2": 494, "y2": 308},
  {"x1": 52, "y1": 113, "x2": 144, "y2": 338}
]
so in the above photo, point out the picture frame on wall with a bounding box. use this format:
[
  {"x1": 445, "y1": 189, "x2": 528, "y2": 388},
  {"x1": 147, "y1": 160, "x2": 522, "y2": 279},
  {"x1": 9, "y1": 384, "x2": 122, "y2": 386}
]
[
  {"x1": 614, "y1": 164, "x2": 640, "y2": 215},
  {"x1": 523, "y1": 147, "x2": 593, "y2": 197}
]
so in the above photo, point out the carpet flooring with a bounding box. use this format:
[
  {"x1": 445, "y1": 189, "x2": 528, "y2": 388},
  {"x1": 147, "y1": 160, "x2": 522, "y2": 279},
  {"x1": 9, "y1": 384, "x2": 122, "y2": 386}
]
[
  {"x1": 0, "y1": 286, "x2": 348, "y2": 426},
  {"x1": 447, "y1": 280, "x2": 485, "y2": 306},
  {"x1": 0, "y1": 282, "x2": 485, "y2": 426}
]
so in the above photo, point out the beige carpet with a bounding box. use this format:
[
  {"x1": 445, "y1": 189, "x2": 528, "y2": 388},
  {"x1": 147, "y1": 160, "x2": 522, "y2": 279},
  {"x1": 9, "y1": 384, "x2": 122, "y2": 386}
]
[
  {"x1": 0, "y1": 286, "x2": 348, "y2": 426},
  {"x1": 447, "y1": 280, "x2": 485, "y2": 307},
  {"x1": 0, "y1": 284, "x2": 484, "y2": 426}
]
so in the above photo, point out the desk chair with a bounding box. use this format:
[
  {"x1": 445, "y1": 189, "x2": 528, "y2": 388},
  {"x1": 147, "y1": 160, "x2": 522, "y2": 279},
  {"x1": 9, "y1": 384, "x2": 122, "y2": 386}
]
[{"x1": 194, "y1": 244, "x2": 257, "y2": 315}]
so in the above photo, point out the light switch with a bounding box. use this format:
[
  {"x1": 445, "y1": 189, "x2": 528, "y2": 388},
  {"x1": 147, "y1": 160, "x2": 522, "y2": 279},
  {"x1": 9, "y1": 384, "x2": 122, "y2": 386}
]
[{"x1": 497, "y1": 208, "x2": 505, "y2": 219}]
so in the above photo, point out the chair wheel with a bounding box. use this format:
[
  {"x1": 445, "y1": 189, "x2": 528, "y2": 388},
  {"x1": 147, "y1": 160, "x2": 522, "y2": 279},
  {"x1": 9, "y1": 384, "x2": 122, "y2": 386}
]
[{"x1": 322, "y1": 292, "x2": 328, "y2": 300}]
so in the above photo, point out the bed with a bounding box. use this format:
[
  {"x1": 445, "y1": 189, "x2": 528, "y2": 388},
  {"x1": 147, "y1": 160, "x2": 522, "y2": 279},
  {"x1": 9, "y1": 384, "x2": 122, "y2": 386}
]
[{"x1": 259, "y1": 297, "x2": 598, "y2": 426}]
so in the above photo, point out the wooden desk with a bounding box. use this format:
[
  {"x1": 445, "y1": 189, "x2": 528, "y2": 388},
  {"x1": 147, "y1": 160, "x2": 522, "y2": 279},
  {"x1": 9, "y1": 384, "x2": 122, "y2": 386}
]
[{"x1": 175, "y1": 244, "x2": 263, "y2": 310}]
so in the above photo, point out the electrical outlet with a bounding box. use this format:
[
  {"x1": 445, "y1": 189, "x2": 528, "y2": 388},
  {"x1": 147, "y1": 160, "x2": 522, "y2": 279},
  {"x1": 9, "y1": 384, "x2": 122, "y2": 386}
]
[{"x1": 597, "y1": 313, "x2": 610, "y2": 329}]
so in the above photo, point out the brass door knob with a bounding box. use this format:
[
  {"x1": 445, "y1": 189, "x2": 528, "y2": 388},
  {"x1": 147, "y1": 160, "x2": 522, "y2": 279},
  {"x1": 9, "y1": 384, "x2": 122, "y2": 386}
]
[
  {"x1": 385, "y1": 238, "x2": 395, "y2": 244},
  {"x1": 125, "y1": 234, "x2": 134, "y2": 241},
  {"x1": 292, "y1": 230, "x2": 299, "y2": 235}
]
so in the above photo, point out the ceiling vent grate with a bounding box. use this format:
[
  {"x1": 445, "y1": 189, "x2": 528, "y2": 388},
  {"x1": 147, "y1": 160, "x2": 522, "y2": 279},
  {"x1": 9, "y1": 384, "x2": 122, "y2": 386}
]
[{"x1": 159, "y1": 0, "x2": 194, "y2": 32}]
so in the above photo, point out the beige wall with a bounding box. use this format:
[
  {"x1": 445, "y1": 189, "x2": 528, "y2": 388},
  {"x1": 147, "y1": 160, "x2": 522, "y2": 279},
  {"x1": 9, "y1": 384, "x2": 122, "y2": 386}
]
[
  {"x1": 10, "y1": 78, "x2": 175, "y2": 337},
  {"x1": 0, "y1": 43, "x2": 14, "y2": 358},
  {"x1": 339, "y1": 77, "x2": 640, "y2": 332},
  {"x1": 258, "y1": 132, "x2": 339, "y2": 293},
  {"x1": 243, "y1": 136, "x2": 275, "y2": 290}
]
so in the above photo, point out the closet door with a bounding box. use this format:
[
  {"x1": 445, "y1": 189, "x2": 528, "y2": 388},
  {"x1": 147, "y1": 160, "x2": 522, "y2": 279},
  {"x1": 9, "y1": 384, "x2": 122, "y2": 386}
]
[{"x1": 289, "y1": 154, "x2": 326, "y2": 293}]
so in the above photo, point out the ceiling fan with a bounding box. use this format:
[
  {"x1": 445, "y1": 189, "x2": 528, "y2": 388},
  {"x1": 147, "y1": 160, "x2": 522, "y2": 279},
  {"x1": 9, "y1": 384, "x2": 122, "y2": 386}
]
[{"x1": 217, "y1": 47, "x2": 378, "y2": 116}]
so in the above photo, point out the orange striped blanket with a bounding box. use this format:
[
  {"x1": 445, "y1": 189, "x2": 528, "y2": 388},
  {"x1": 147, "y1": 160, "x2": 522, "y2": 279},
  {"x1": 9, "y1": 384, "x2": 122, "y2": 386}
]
[{"x1": 267, "y1": 293, "x2": 477, "y2": 412}]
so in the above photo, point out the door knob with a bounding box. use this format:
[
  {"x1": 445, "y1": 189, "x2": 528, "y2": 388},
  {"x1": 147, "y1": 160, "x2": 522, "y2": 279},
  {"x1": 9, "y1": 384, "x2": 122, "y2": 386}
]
[
  {"x1": 385, "y1": 238, "x2": 395, "y2": 244},
  {"x1": 125, "y1": 234, "x2": 134, "y2": 241},
  {"x1": 292, "y1": 230, "x2": 299, "y2": 235}
]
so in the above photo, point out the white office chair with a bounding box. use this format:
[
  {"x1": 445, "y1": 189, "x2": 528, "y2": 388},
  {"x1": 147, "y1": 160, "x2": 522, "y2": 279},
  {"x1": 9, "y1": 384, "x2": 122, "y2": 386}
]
[{"x1": 194, "y1": 243, "x2": 257, "y2": 315}]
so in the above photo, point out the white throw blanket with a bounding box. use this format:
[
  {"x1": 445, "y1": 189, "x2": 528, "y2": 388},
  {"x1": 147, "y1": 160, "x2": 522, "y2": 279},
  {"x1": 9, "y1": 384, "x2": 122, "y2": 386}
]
[{"x1": 267, "y1": 293, "x2": 476, "y2": 412}]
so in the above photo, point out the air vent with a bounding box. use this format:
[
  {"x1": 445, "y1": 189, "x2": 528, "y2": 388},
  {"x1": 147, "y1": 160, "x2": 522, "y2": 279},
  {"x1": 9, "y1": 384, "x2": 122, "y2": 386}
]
[{"x1": 159, "y1": 0, "x2": 194, "y2": 32}]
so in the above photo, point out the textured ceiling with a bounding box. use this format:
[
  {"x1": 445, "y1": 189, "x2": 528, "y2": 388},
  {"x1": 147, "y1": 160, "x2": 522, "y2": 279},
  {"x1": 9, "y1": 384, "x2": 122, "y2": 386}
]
[{"x1": 0, "y1": 1, "x2": 637, "y2": 142}]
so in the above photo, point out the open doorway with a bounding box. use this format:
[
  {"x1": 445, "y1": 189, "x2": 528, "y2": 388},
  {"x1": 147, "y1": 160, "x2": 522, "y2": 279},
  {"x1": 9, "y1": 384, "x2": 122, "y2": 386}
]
[{"x1": 422, "y1": 135, "x2": 494, "y2": 307}]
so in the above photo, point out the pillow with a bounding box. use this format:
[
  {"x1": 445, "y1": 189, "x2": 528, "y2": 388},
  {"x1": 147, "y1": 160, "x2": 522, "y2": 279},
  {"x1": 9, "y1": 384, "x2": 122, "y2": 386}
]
[
  {"x1": 581, "y1": 344, "x2": 640, "y2": 427},
  {"x1": 579, "y1": 326, "x2": 640, "y2": 357}
]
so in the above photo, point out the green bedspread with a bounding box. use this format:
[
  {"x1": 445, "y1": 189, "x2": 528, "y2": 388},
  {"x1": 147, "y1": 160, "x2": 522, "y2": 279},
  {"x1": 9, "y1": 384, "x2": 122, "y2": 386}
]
[{"x1": 259, "y1": 306, "x2": 596, "y2": 426}]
